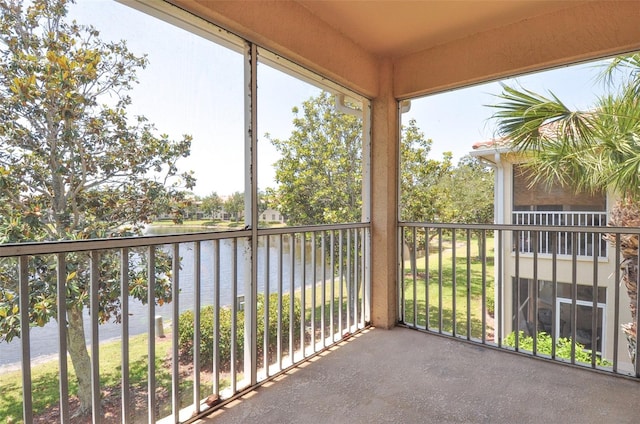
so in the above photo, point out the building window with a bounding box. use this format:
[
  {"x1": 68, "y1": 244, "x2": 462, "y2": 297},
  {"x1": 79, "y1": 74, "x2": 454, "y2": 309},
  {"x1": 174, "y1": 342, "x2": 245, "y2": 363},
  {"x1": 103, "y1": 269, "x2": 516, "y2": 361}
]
[{"x1": 513, "y1": 278, "x2": 606, "y2": 353}]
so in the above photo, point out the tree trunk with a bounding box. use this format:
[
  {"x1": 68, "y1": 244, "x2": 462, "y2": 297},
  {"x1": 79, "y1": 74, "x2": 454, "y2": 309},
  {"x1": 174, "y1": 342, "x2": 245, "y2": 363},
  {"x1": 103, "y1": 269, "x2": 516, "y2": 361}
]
[
  {"x1": 66, "y1": 304, "x2": 94, "y2": 416},
  {"x1": 606, "y1": 198, "x2": 639, "y2": 364},
  {"x1": 476, "y1": 231, "x2": 484, "y2": 260}
]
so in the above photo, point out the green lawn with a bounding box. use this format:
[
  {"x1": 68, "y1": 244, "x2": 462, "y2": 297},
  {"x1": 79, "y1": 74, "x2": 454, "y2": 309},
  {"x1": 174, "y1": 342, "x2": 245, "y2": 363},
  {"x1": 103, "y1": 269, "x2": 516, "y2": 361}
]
[
  {"x1": 0, "y1": 237, "x2": 484, "y2": 421},
  {"x1": 0, "y1": 329, "x2": 230, "y2": 422},
  {"x1": 402, "y1": 235, "x2": 495, "y2": 340},
  {"x1": 303, "y1": 275, "x2": 363, "y2": 342},
  {"x1": 0, "y1": 332, "x2": 168, "y2": 422}
]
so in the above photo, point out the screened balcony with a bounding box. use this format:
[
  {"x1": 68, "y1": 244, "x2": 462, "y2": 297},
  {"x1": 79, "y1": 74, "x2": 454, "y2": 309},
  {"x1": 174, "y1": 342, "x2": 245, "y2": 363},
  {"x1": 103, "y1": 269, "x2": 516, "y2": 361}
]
[
  {"x1": 2, "y1": 0, "x2": 640, "y2": 423},
  {"x1": 5, "y1": 222, "x2": 640, "y2": 422}
]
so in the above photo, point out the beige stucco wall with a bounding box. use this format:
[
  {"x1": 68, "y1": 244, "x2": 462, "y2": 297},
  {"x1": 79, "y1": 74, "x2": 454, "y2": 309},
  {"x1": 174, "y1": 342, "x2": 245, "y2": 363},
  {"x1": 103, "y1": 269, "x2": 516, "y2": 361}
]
[
  {"x1": 494, "y1": 157, "x2": 632, "y2": 367},
  {"x1": 394, "y1": 1, "x2": 640, "y2": 98}
]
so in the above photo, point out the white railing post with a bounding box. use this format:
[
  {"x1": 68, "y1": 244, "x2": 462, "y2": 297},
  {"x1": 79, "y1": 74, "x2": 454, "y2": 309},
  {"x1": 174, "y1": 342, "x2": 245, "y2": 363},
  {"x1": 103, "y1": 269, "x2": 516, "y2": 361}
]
[{"x1": 243, "y1": 40, "x2": 258, "y2": 386}]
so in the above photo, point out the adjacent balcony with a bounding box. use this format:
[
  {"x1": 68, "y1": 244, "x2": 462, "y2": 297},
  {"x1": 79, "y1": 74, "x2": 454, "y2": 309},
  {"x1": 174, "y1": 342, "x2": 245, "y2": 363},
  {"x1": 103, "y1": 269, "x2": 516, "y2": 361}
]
[
  {"x1": 2, "y1": 222, "x2": 639, "y2": 423},
  {"x1": 512, "y1": 211, "x2": 608, "y2": 258}
]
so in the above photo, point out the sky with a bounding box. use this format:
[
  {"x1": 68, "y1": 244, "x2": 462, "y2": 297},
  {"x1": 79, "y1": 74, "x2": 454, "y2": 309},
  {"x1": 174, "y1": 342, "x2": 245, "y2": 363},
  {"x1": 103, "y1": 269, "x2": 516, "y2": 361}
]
[
  {"x1": 402, "y1": 61, "x2": 611, "y2": 162},
  {"x1": 68, "y1": 0, "x2": 616, "y2": 196}
]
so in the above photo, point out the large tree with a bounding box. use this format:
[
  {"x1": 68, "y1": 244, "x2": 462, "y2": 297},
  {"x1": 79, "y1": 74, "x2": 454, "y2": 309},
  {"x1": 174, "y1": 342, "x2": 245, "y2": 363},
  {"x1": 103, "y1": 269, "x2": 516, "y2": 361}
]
[
  {"x1": 201, "y1": 191, "x2": 223, "y2": 218},
  {"x1": 224, "y1": 191, "x2": 244, "y2": 222},
  {"x1": 398, "y1": 121, "x2": 494, "y2": 268},
  {"x1": 0, "y1": 0, "x2": 194, "y2": 415},
  {"x1": 437, "y1": 155, "x2": 494, "y2": 255},
  {"x1": 442, "y1": 155, "x2": 494, "y2": 226},
  {"x1": 399, "y1": 119, "x2": 453, "y2": 223},
  {"x1": 490, "y1": 54, "x2": 640, "y2": 364},
  {"x1": 267, "y1": 92, "x2": 362, "y2": 225}
]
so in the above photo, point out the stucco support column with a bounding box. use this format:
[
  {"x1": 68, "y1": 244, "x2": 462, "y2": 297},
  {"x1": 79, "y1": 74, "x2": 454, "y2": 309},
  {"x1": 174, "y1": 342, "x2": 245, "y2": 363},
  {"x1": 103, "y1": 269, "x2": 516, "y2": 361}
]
[{"x1": 370, "y1": 59, "x2": 398, "y2": 329}]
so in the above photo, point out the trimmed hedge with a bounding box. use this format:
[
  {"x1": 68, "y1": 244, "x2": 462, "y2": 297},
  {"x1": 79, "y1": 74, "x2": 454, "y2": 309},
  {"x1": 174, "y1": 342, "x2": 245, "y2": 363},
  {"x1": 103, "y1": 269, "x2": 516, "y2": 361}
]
[{"x1": 178, "y1": 293, "x2": 302, "y2": 370}]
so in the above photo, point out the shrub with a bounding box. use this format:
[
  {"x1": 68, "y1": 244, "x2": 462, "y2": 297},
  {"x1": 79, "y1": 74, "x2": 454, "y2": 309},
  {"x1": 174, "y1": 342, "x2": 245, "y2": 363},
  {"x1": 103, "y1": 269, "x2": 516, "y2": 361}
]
[
  {"x1": 178, "y1": 293, "x2": 302, "y2": 370},
  {"x1": 504, "y1": 331, "x2": 611, "y2": 366}
]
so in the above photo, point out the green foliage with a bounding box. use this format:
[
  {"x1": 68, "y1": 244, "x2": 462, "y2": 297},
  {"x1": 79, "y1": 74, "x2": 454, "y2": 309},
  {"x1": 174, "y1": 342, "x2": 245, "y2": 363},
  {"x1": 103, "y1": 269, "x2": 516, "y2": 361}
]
[
  {"x1": 504, "y1": 331, "x2": 611, "y2": 366},
  {"x1": 200, "y1": 191, "x2": 222, "y2": 217},
  {"x1": 399, "y1": 123, "x2": 494, "y2": 226},
  {"x1": 0, "y1": 0, "x2": 194, "y2": 335},
  {"x1": 490, "y1": 54, "x2": 640, "y2": 200},
  {"x1": 440, "y1": 155, "x2": 494, "y2": 225},
  {"x1": 224, "y1": 191, "x2": 244, "y2": 222},
  {"x1": 261, "y1": 188, "x2": 278, "y2": 213},
  {"x1": 486, "y1": 294, "x2": 495, "y2": 317},
  {"x1": 399, "y1": 119, "x2": 452, "y2": 223},
  {"x1": 268, "y1": 92, "x2": 362, "y2": 225},
  {"x1": 178, "y1": 293, "x2": 301, "y2": 369},
  {"x1": 0, "y1": 0, "x2": 194, "y2": 411}
]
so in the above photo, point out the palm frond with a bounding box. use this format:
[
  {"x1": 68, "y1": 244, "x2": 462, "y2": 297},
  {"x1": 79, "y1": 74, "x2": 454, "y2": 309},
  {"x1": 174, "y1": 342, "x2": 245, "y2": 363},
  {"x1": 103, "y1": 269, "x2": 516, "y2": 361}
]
[
  {"x1": 520, "y1": 136, "x2": 603, "y2": 194},
  {"x1": 598, "y1": 53, "x2": 640, "y2": 97},
  {"x1": 489, "y1": 84, "x2": 609, "y2": 194},
  {"x1": 488, "y1": 84, "x2": 594, "y2": 152},
  {"x1": 490, "y1": 61, "x2": 640, "y2": 200},
  {"x1": 592, "y1": 90, "x2": 640, "y2": 197}
]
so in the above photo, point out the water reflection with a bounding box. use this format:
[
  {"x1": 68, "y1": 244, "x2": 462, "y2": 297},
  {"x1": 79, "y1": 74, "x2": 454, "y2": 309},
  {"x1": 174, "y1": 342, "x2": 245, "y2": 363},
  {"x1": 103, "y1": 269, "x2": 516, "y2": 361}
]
[{"x1": 0, "y1": 226, "x2": 326, "y2": 367}]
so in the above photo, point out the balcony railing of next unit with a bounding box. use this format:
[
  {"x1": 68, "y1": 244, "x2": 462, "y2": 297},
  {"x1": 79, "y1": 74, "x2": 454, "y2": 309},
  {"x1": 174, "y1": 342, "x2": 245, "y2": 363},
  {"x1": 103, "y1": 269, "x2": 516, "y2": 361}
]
[
  {"x1": 1, "y1": 223, "x2": 370, "y2": 424},
  {"x1": 399, "y1": 222, "x2": 640, "y2": 380},
  {"x1": 512, "y1": 211, "x2": 608, "y2": 258}
]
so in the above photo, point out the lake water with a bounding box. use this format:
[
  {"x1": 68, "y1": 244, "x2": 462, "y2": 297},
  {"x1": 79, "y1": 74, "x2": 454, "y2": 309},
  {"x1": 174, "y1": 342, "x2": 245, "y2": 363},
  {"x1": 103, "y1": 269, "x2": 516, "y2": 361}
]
[{"x1": 0, "y1": 227, "x2": 324, "y2": 368}]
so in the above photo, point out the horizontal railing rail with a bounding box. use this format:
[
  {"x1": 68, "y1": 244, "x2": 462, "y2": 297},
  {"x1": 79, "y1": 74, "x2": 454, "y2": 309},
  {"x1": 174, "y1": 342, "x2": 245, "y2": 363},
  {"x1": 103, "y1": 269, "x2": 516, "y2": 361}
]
[
  {"x1": 1, "y1": 223, "x2": 371, "y2": 423},
  {"x1": 513, "y1": 211, "x2": 608, "y2": 226},
  {"x1": 398, "y1": 222, "x2": 639, "y2": 381}
]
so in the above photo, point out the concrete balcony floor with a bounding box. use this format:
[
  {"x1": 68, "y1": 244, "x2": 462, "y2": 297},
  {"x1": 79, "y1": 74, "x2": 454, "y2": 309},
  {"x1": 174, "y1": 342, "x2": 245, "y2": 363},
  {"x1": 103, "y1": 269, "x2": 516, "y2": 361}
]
[{"x1": 200, "y1": 326, "x2": 640, "y2": 424}]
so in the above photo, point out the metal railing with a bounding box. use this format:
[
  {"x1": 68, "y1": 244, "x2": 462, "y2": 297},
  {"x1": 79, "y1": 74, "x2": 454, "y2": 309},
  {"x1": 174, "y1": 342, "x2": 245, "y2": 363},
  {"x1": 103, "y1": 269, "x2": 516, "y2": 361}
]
[
  {"x1": 1, "y1": 223, "x2": 370, "y2": 423},
  {"x1": 512, "y1": 211, "x2": 608, "y2": 258},
  {"x1": 399, "y1": 222, "x2": 640, "y2": 380}
]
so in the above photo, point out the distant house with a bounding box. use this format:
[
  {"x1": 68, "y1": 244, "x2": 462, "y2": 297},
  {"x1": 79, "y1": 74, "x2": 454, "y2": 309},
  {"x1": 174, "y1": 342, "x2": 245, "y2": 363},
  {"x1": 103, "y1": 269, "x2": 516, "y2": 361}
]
[
  {"x1": 212, "y1": 210, "x2": 231, "y2": 221},
  {"x1": 471, "y1": 139, "x2": 632, "y2": 369},
  {"x1": 259, "y1": 208, "x2": 285, "y2": 223}
]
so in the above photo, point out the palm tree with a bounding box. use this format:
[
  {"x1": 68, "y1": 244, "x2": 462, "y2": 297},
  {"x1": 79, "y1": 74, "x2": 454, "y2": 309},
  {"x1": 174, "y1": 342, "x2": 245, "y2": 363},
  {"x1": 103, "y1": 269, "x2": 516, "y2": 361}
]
[{"x1": 490, "y1": 54, "x2": 640, "y2": 364}]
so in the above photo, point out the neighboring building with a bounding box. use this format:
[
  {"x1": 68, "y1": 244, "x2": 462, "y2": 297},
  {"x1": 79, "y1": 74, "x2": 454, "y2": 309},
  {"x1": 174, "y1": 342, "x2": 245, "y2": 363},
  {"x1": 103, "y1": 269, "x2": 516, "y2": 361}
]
[
  {"x1": 259, "y1": 208, "x2": 285, "y2": 224},
  {"x1": 212, "y1": 210, "x2": 231, "y2": 221},
  {"x1": 471, "y1": 140, "x2": 632, "y2": 368}
]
